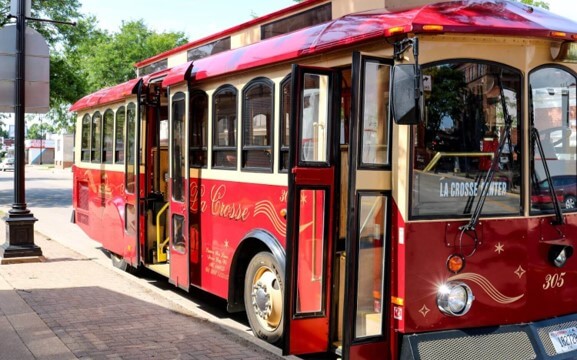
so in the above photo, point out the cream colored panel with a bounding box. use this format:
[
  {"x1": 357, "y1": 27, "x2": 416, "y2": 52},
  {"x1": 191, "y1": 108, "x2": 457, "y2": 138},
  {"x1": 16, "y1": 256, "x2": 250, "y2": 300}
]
[
  {"x1": 167, "y1": 52, "x2": 187, "y2": 69},
  {"x1": 332, "y1": 0, "x2": 383, "y2": 18},
  {"x1": 199, "y1": 170, "x2": 288, "y2": 186},
  {"x1": 355, "y1": 170, "x2": 391, "y2": 191},
  {"x1": 393, "y1": 124, "x2": 410, "y2": 218},
  {"x1": 231, "y1": 26, "x2": 260, "y2": 48}
]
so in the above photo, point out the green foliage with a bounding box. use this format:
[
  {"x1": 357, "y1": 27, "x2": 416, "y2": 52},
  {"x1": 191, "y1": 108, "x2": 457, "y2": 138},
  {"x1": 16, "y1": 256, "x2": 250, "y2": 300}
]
[
  {"x1": 72, "y1": 19, "x2": 187, "y2": 91},
  {"x1": 519, "y1": 0, "x2": 549, "y2": 10},
  {"x1": 423, "y1": 66, "x2": 468, "y2": 134},
  {"x1": 0, "y1": 1, "x2": 187, "y2": 133},
  {"x1": 26, "y1": 121, "x2": 53, "y2": 140}
]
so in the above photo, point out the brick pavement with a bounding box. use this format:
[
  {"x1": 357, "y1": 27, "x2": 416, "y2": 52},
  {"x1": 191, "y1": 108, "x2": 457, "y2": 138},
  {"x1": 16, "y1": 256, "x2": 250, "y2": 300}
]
[{"x1": 0, "y1": 223, "x2": 286, "y2": 359}]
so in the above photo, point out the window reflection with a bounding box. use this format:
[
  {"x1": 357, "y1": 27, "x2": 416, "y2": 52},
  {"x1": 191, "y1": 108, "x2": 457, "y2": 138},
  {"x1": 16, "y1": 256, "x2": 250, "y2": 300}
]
[
  {"x1": 172, "y1": 92, "x2": 186, "y2": 202},
  {"x1": 213, "y1": 86, "x2": 237, "y2": 169},
  {"x1": 355, "y1": 194, "x2": 386, "y2": 339},
  {"x1": 242, "y1": 79, "x2": 273, "y2": 170},
  {"x1": 411, "y1": 62, "x2": 522, "y2": 218},
  {"x1": 81, "y1": 114, "x2": 90, "y2": 162},
  {"x1": 530, "y1": 67, "x2": 577, "y2": 212},
  {"x1": 115, "y1": 106, "x2": 125, "y2": 164},
  {"x1": 361, "y1": 61, "x2": 390, "y2": 166},
  {"x1": 296, "y1": 189, "x2": 325, "y2": 315},
  {"x1": 301, "y1": 74, "x2": 329, "y2": 163},
  {"x1": 91, "y1": 112, "x2": 102, "y2": 163},
  {"x1": 126, "y1": 103, "x2": 136, "y2": 194},
  {"x1": 103, "y1": 110, "x2": 114, "y2": 164}
]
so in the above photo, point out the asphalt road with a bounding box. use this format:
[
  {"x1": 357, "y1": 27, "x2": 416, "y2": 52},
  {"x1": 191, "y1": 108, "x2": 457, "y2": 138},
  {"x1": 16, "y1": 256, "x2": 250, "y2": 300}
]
[{"x1": 0, "y1": 165, "x2": 289, "y2": 358}]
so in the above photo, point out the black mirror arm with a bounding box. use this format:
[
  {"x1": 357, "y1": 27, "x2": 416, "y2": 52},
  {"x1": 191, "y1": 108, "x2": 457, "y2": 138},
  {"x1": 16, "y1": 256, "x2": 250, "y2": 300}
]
[{"x1": 412, "y1": 38, "x2": 422, "y2": 104}]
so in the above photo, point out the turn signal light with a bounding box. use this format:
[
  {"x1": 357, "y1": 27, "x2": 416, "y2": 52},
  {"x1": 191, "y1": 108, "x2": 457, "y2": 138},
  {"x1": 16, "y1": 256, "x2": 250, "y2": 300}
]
[
  {"x1": 447, "y1": 254, "x2": 465, "y2": 273},
  {"x1": 551, "y1": 31, "x2": 567, "y2": 38},
  {"x1": 422, "y1": 24, "x2": 444, "y2": 32},
  {"x1": 386, "y1": 26, "x2": 411, "y2": 37}
]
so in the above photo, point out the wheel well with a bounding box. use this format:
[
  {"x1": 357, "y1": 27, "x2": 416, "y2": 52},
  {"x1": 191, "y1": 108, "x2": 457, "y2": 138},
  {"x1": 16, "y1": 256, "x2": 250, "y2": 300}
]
[{"x1": 227, "y1": 231, "x2": 285, "y2": 313}]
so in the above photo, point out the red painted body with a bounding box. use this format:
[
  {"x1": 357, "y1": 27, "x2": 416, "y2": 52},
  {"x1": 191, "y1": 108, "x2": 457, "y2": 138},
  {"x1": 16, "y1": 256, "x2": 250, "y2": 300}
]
[
  {"x1": 73, "y1": 165, "x2": 288, "y2": 299},
  {"x1": 398, "y1": 216, "x2": 577, "y2": 332}
]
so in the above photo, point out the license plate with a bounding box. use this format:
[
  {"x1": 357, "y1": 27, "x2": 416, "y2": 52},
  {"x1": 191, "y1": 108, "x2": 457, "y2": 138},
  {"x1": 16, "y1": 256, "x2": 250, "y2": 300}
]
[{"x1": 549, "y1": 327, "x2": 577, "y2": 354}]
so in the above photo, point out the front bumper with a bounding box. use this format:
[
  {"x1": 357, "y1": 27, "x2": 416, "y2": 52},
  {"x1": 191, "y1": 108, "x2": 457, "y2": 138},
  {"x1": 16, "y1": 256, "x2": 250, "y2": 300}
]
[{"x1": 401, "y1": 313, "x2": 577, "y2": 360}]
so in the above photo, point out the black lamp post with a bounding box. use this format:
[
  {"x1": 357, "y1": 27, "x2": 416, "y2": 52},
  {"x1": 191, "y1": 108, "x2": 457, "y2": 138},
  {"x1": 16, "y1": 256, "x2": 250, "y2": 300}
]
[{"x1": 0, "y1": 0, "x2": 42, "y2": 261}]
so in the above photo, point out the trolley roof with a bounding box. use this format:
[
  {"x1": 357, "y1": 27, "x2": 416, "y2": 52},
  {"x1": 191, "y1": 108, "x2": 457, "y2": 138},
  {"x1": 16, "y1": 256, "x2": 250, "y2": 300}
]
[{"x1": 71, "y1": 0, "x2": 577, "y2": 112}]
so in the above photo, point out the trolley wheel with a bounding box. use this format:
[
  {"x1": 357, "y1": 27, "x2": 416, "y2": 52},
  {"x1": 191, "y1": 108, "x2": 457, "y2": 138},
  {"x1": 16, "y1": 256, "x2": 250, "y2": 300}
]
[
  {"x1": 244, "y1": 252, "x2": 284, "y2": 345},
  {"x1": 565, "y1": 195, "x2": 577, "y2": 210}
]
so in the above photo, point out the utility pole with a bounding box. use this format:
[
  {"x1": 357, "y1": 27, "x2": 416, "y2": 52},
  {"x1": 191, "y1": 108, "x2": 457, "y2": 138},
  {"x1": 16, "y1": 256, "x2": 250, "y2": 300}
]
[{"x1": 0, "y1": 0, "x2": 42, "y2": 262}]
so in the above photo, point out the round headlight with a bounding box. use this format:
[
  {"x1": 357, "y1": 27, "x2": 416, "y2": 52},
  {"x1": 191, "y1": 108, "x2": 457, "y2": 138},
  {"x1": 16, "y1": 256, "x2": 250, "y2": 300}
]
[{"x1": 437, "y1": 281, "x2": 474, "y2": 316}]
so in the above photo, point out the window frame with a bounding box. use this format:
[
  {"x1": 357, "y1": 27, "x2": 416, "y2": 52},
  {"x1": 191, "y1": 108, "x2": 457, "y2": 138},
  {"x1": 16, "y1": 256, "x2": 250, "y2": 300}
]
[
  {"x1": 115, "y1": 106, "x2": 126, "y2": 164},
  {"x1": 357, "y1": 57, "x2": 392, "y2": 170},
  {"x1": 261, "y1": 3, "x2": 332, "y2": 40},
  {"x1": 102, "y1": 109, "x2": 114, "y2": 164},
  {"x1": 125, "y1": 102, "x2": 137, "y2": 194},
  {"x1": 241, "y1": 77, "x2": 275, "y2": 172},
  {"x1": 212, "y1": 84, "x2": 238, "y2": 170},
  {"x1": 408, "y1": 59, "x2": 524, "y2": 220},
  {"x1": 280, "y1": 74, "x2": 292, "y2": 173},
  {"x1": 529, "y1": 64, "x2": 577, "y2": 215},
  {"x1": 91, "y1": 111, "x2": 102, "y2": 163},
  {"x1": 81, "y1": 114, "x2": 91, "y2": 162},
  {"x1": 189, "y1": 90, "x2": 208, "y2": 168},
  {"x1": 171, "y1": 91, "x2": 187, "y2": 202}
]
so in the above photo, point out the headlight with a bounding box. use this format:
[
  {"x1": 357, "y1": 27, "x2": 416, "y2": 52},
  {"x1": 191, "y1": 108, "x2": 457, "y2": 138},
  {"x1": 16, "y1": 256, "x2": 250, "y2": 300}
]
[{"x1": 437, "y1": 281, "x2": 474, "y2": 316}]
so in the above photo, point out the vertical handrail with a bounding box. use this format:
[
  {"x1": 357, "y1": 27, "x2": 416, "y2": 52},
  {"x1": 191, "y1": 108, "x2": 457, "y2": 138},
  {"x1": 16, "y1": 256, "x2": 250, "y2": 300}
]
[{"x1": 156, "y1": 202, "x2": 170, "y2": 263}]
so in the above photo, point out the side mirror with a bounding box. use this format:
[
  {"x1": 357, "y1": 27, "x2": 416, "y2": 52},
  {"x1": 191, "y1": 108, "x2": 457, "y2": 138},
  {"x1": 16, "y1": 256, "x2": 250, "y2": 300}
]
[{"x1": 392, "y1": 64, "x2": 422, "y2": 125}]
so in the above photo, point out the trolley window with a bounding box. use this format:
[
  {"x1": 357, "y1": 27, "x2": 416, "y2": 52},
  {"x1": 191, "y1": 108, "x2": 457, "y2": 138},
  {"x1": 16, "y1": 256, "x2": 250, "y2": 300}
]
[
  {"x1": 81, "y1": 114, "x2": 91, "y2": 162},
  {"x1": 115, "y1": 106, "x2": 125, "y2": 164},
  {"x1": 359, "y1": 60, "x2": 391, "y2": 167},
  {"x1": 242, "y1": 78, "x2": 274, "y2": 171},
  {"x1": 411, "y1": 61, "x2": 522, "y2": 218},
  {"x1": 103, "y1": 109, "x2": 114, "y2": 164},
  {"x1": 530, "y1": 66, "x2": 577, "y2": 212},
  {"x1": 172, "y1": 92, "x2": 186, "y2": 202},
  {"x1": 126, "y1": 103, "x2": 136, "y2": 194},
  {"x1": 213, "y1": 85, "x2": 238, "y2": 169},
  {"x1": 280, "y1": 75, "x2": 291, "y2": 172},
  {"x1": 189, "y1": 91, "x2": 208, "y2": 168},
  {"x1": 91, "y1": 111, "x2": 102, "y2": 163}
]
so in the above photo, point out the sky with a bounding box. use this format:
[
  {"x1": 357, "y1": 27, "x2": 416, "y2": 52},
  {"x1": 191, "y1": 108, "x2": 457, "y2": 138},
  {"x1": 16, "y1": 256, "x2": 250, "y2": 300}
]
[
  {"x1": 77, "y1": 0, "x2": 577, "y2": 41},
  {"x1": 79, "y1": 0, "x2": 298, "y2": 40}
]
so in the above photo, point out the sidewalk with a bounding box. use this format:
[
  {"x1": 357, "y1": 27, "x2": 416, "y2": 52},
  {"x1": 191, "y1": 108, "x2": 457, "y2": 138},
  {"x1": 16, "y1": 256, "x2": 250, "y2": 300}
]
[{"x1": 0, "y1": 209, "x2": 287, "y2": 359}]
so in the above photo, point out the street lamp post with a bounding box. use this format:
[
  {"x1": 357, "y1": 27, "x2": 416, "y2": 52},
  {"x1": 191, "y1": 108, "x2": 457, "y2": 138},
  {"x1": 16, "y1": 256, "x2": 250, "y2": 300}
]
[{"x1": 0, "y1": 0, "x2": 42, "y2": 262}]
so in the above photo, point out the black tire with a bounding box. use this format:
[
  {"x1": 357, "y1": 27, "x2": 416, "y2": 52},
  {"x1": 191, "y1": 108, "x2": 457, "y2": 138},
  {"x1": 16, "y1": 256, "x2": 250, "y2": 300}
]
[
  {"x1": 565, "y1": 195, "x2": 577, "y2": 210},
  {"x1": 244, "y1": 252, "x2": 284, "y2": 345}
]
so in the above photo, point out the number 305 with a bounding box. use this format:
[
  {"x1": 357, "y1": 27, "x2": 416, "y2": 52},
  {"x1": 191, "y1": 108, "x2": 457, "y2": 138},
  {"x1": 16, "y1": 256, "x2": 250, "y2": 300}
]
[{"x1": 543, "y1": 272, "x2": 566, "y2": 290}]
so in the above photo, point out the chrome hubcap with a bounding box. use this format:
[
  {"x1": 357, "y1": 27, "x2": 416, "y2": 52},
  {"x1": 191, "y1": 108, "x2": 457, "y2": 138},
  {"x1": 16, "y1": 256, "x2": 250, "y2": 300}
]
[{"x1": 251, "y1": 266, "x2": 282, "y2": 331}]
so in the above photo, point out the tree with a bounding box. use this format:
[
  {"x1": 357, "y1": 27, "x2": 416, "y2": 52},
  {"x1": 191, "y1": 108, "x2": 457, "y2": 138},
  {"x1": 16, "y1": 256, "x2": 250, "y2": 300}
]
[
  {"x1": 74, "y1": 20, "x2": 187, "y2": 91},
  {"x1": 1, "y1": 2, "x2": 187, "y2": 133},
  {"x1": 519, "y1": 0, "x2": 549, "y2": 10},
  {"x1": 0, "y1": 0, "x2": 92, "y2": 133}
]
